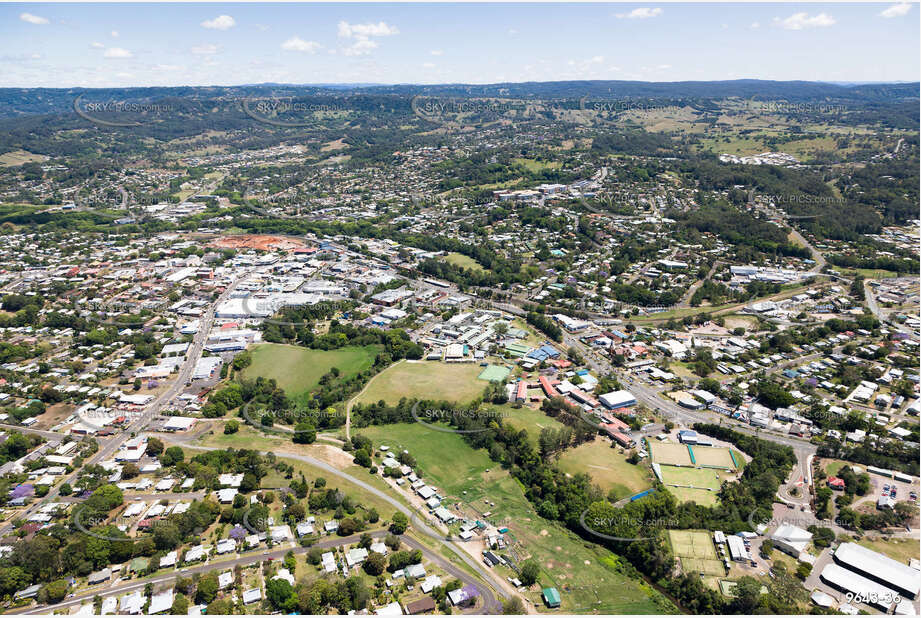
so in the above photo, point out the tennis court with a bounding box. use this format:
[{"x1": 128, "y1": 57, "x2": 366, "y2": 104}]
[
  {"x1": 648, "y1": 441, "x2": 693, "y2": 466},
  {"x1": 691, "y1": 445, "x2": 736, "y2": 469},
  {"x1": 668, "y1": 530, "x2": 724, "y2": 576},
  {"x1": 478, "y1": 364, "x2": 511, "y2": 382}
]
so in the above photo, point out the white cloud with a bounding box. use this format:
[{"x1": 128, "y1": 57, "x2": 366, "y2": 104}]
[
  {"x1": 775, "y1": 12, "x2": 836, "y2": 30},
  {"x1": 104, "y1": 47, "x2": 133, "y2": 59},
  {"x1": 201, "y1": 15, "x2": 236, "y2": 30},
  {"x1": 616, "y1": 8, "x2": 663, "y2": 19},
  {"x1": 342, "y1": 38, "x2": 378, "y2": 56},
  {"x1": 91, "y1": 42, "x2": 105, "y2": 49},
  {"x1": 430, "y1": 49, "x2": 443, "y2": 56},
  {"x1": 111, "y1": 30, "x2": 119, "y2": 38},
  {"x1": 20, "y1": 13, "x2": 49, "y2": 25},
  {"x1": 422, "y1": 62, "x2": 435, "y2": 69},
  {"x1": 335, "y1": 21, "x2": 396, "y2": 56},
  {"x1": 191, "y1": 44, "x2": 219, "y2": 55},
  {"x1": 750, "y1": 22, "x2": 761, "y2": 29},
  {"x1": 281, "y1": 37, "x2": 321, "y2": 53},
  {"x1": 589, "y1": 56, "x2": 605, "y2": 64},
  {"x1": 508, "y1": 28, "x2": 519, "y2": 35},
  {"x1": 879, "y1": 3, "x2": 912, "y2": 18},
  {"x1": 337, "y1": 21, "x2": 399, "y2": 38}
]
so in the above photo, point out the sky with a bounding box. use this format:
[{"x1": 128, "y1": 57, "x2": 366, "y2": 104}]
[{"x1": 1, "y1": 3, "x2": 918, "y2": 88}]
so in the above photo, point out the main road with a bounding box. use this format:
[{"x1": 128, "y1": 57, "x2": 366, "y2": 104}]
[
  {"x1": 0, "y1": 281, "x2": 238, "y2": 537},
  {"x1": 22, "y1": 529, "x2": 496, "y2": 615}
]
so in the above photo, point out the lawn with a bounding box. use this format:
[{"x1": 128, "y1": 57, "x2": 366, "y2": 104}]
[
  {"x1": 666, "y1": 486, "x2": 719, "y2": 507},
  {"x1": 0, "y1": 149, "x2": 47, "y2": 166},
  {"x1": 493, "y1": 404, "x2": 566, "y2": 446},
  {"x1": 858, "y1": 537, "x2": 921, "y2": 565},
  {"x1": 353, "y1": 423, "x2": 672, "y2": 614},
  {"x1": 241, "y1": 343, "x2": 381, "y2": 403},
  {"x1": 444, "y1": 252, "x2": 484, "y2": 272},
  {"x1": 648, "y1": 441, "x2": 693, "y2": 466},
  {"x1": 512, "y1": 157, "x2": 561, "y2": 173},
  {"x1": 557, "y1": 438, "x2": 654, "y2": 501},
  {"x1": 692, "y1": 445, "x2": 737, "y2": 469},
  {"x1": 658, "y1": 465, "x2": 724, "y2": 491},
  {"x1": 354, "y1": 360, "x2": 486, "y2": 406}
]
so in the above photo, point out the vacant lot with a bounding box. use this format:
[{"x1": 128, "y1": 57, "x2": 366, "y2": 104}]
[
  {"x1": 354, "y1": 361, "x2": 485, "y2": 406},
  {"x1": 557, "y1": 438, "x2": 653, "y2": 501},
  {"x1": 241, "y1": 343, "x2": 380, "y2": 403},
  {"x1": 355, "y1": 423, "x2": 671, "y2": 613}
]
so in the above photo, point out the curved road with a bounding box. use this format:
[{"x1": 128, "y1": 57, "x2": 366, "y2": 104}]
[
  {"x1": 22, "y1": 529, "x2": 494, "y2": 615},
  {"x1": 175, "y1": 443, "x2": 507, "y2": 613}
]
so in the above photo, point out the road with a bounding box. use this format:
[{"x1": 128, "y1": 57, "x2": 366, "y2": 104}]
[
  {"x1": 22, "y1": 529, "x2": 495, "y2": 615},
  {"x1": 559, "y1": 327, "x2": 819, "y2": 508},
  {"x1": 171, "y1": 442, "x2": 507, "y2": 612},
  {"x1": 0, "y1": 423, "x2": 65, "y2": 441},
  {"x1": 0, "y1": 282, "x2": 238, "y2": 537}
]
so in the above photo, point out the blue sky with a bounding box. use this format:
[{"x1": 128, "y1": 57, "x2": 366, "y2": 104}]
[{"x1": 1, "y1": 3, "x2": 918, "y2": 87}]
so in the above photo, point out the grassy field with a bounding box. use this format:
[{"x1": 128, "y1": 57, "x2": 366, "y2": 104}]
[
  {"x1": 649, "y1": 441, "x2": 693, "y2": 466},
  {"x1": 488, "y1": 403, "x2": 566, "y2": 445},
  {"x1": 241, "y1": 343, "x2": 380, "y2": 403},
  {"x1": 692, "y1": 446, "x2": 737, "y2": 469},
  {"x1": 354, "y1": 423, "x2": 671, "y2": 613},
  {"x1": 444, "y1": 252, "x2": 484, "y2": 272},
  {"x1": 0, "y1": 149, "x2": 47, "y2": 166},
  {"x1": 665, "y1": 486, "x2": 719, "y2": 507},
  {"x1": 659, "y1": 465, "x2": 724, "y2": 490},
  {"x1": 354, "y1": 361, "x2": 485, "y2": 406},
  {"x1": 557, "y1": 438, "x2": 654, "y2": 500},
  {"x1": 858, "y1": 537, "x2": 921, "y2": 565},
  {"x1": 512, "y1": 157, "x2": 561, "y2": 173}
]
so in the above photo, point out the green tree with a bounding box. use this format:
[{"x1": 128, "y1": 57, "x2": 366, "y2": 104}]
[
  {"x1": 389, "y1": 512, "x2": 408, "y2": 534},
  {"x1": 519, "y1": 559, "x2": 540, "y2": 587}
]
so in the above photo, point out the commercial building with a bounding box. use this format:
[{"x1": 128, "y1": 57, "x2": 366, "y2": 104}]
[
  {"x1": 832, "y1": 542, "x2": 920, "y2": 599},
  {"x1": 770, "y1": 524, "x2": 811, "y2": 558},
  {"x1": 599, "y1": 390, "x2": 637, "y2": 409}
]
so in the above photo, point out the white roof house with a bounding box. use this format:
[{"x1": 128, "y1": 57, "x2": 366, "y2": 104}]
[
  {"x1": 148, "y1": 590, "x2": 174, "y2": 615},
  {"x1": 270, "y1": 525, "x2": 292, "y2": 542},
  {"x1": 346, "y1": 547, "x2": 369, "y2": 567},
  {"x1": 218, "y1": 473, "x2": 244, "y2": 487},
  {"x1": 375, "y1": 601, "x2": 404, "y2": 615},
  {"x1": 770, "y1": 523, "x2": 812, "y2": 558},
  {"x1": 119, "y1": 591, "x2": 146, "y2": 615},
  {"x1": 218, "y1": 571, "x2": 234, "y2": 590},
  {"x1": 184, "y1": 545, "x2": 206, "y2": 563}
]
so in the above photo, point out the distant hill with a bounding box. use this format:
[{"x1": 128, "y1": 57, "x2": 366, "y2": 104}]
[{"x1": 0, "y1": 79, "x2": 916, "y2": 119}]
